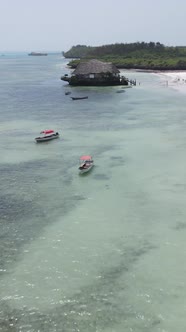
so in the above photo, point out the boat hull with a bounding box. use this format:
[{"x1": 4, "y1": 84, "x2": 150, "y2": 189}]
[
  {"x1": 71, "y1": 96, "x2": 88, "y2": 100},
  {"x1": 35, "y1": 134, "x2": 59, "y2": 143}
]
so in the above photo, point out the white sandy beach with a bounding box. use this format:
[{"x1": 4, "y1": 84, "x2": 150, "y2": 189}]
[{"x1": 156, "y1": 71, "x2": 186, "y2": 93}]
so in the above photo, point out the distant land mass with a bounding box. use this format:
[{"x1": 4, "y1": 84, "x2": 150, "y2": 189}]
[{"x1": 63, "y1": 42, "x2": 186, "y2": 70}]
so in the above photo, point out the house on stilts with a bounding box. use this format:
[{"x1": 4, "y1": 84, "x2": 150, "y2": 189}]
[{"x1": 61, "y1": 59, "x2": 129, "y2": 86}]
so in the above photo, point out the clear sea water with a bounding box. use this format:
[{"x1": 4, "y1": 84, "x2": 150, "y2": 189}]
[{"x1": 1, "y1": 53, "x2": 186, "y2": 332}]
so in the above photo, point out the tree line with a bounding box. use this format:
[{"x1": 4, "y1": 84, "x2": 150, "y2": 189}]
[{"x1": 62, "y1": 42, "x2": 186, "y2": 70}]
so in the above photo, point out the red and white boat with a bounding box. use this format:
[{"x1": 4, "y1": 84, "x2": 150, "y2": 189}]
[
  {"x1": 35, "y1": 129, "x2": 59, "y2": 143},
  {"x1": 79, "y1": 155, "x2": 94, "y2": 174}
]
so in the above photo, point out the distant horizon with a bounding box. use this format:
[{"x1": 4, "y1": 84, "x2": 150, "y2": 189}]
[{"x1": 1, "y1": 41, "x2": 186, "y2": 54}]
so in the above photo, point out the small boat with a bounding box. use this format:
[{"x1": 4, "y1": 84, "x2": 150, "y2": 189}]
[
  {"x1": 35, "y1": 129, "x2": 59, "y2": 143},
  {"x1": 28, "y1": 52, "x2": 48, "y2": 56},
  {"x1": 65, "y1": 91, "x2": 71, "y2": 95},
  {"x1": 71, "y1": 96, "x2": 88, "y2": 100},
  {"x1": 79, "y1": 155, "x2": 94, "y2": 174},
  {"x1": 116, "y1": 90, "x2": 125, "y2": 93}
]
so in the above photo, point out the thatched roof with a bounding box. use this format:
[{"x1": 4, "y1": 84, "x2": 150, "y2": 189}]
[{"x1": 72, "y1": 59, "x2": 120, "y2": 75}]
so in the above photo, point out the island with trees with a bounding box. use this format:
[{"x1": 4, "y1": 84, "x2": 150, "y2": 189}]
[{"x1": 62, "y1": 42, "x2": 186, "y2": 70}]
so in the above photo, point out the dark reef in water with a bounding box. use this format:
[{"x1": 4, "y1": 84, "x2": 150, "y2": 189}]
[
  {"x1": 0, "y1": 159, "x2": 86, "y2": 272},
  {"x1": 0, "y1": 239, "x2": 158, "y2": 332}
]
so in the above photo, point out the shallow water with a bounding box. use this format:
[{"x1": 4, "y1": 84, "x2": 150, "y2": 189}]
[{"x1": 1, "y1": 54, "x2": 186, "y2": 331}]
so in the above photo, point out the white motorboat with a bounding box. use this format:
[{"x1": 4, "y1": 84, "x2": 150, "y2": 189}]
[
  {"x1": 79, "y1": 155, "x2": 94, "y2": 174},
  {"x1": 35, "y1": 129, "x2": 59, "y2": 143}
]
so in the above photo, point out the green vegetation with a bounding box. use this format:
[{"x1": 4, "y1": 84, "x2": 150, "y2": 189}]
[
  {"x1": 63, "y1": 42, "x2": 186, "y2": 70},
  {"x1": 62, "y1": 45, "x2": 96, "y2": 58}
]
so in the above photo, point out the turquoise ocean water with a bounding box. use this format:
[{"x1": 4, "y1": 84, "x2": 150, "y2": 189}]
[{"x1": 1, "y1": 53, "x2": 186, "y2": 331}]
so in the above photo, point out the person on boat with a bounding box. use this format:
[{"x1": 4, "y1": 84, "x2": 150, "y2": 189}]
[{"x1": 80, "y1": 162, "x2": 86, "y2": 169}]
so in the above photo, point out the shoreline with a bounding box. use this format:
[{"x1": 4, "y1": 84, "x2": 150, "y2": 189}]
[
  {"x1": 154, "y1": 70, "x2": 186, "y2": 94},
  {"x1": 119, "y1": 68, "x2": 186, "y2": 94},
  {"x1": 122, "y1": 68, "x2": 186, "y2": 74},
  {"x1": 121, "y1": 68, "x2": 186, "y2": 94}
]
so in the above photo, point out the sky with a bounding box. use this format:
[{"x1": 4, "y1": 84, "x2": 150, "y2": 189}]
[{"x1": 1, "y1": 0, "x2": 186, "y2": 52}]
